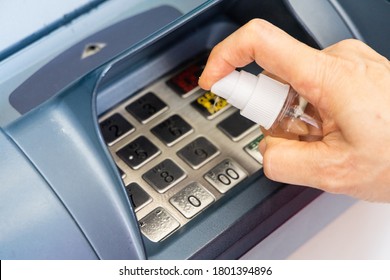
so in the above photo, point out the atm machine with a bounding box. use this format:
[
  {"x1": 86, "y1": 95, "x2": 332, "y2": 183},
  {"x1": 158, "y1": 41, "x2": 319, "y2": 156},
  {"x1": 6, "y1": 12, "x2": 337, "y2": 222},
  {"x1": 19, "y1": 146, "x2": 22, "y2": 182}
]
[{"x1": 1, "y1": 0, "x2": 389, "y2": 259}]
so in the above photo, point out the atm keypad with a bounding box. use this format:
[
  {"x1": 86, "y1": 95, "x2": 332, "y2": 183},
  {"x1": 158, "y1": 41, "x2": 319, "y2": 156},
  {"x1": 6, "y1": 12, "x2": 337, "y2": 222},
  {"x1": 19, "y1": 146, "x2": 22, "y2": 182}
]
[{"x1": 100, "y1": 55, "x2": 263, "y2": 242}]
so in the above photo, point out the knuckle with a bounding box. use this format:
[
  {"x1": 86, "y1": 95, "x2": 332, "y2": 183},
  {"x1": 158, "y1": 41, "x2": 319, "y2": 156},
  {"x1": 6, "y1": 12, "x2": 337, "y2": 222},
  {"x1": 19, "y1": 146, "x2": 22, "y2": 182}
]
[
  {"x1": 291, "y1": 51, "x2": 328, "y2": 99},
  {"x1": 335, "y1": 38, "x2": 363, "y2": 48},
  {"x1": 244, "y1": 18, "x2": 274, "y2": 39},
  {"x1": 246, "y1": 18, "x2": 268, "y2": 29},
  {"x1": 329, "y1": 38, "x2": 368, "y2": 54}
]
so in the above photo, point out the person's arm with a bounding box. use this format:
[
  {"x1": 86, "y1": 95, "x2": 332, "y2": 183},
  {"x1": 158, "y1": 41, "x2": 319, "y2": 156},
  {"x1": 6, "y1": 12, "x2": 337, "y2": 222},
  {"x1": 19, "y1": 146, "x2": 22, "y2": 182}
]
[{"x1": 199, "y1": 19, "x2": 390, "y2": 202}]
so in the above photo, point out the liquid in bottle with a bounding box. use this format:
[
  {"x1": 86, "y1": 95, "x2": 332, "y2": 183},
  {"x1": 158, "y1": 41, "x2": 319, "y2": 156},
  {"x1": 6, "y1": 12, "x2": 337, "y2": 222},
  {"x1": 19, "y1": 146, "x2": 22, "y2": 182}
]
[{"x1": 211, "y1": 70, "x2": 322, "y2": 141}]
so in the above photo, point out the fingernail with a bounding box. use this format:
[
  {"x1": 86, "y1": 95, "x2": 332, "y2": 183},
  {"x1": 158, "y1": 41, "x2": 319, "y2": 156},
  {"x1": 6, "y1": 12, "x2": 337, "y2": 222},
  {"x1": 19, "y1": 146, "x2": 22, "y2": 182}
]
[{"x1": 198, "y1": 75, "x2": 206, "y2": 89}]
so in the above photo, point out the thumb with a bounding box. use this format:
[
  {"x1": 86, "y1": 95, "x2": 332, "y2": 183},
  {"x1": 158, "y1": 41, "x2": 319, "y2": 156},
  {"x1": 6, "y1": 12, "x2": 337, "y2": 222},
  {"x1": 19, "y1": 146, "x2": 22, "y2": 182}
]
[{"x1": 261, "y1": 136, "x2": 329, "y2": 189}]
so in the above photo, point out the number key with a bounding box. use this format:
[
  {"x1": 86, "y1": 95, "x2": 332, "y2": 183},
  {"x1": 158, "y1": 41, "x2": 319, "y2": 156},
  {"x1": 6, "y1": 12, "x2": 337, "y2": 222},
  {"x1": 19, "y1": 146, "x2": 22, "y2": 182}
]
[
  {"x1": 126, "y1": 92, "x2": 168, "y2": 124},
  {"x1": 204, "y1": 159, "x2": 248, "y2": 193},
  {"x1": 142, "y1": 159, "x2": 186, "y2": 193},
  {"x1": 151, "y1": 114, "x2": 193, "y2": 146},
  {"x1": 99, "y1": 113, "x2": 134, "y2": 145},
  {"x1": 117, "y1": 136, "x2": 160, "y2": 170}
]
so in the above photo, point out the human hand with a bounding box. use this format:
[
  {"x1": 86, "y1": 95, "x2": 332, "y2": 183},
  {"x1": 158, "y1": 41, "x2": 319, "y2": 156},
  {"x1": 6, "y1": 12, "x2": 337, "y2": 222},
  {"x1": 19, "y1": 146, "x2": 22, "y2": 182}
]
[{"x1": 199, "y1": 19, "x2": 390, "y2": 202}]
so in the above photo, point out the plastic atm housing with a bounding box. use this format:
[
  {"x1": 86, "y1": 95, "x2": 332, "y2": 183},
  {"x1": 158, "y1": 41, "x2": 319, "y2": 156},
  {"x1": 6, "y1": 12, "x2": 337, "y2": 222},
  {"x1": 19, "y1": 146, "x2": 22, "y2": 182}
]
[{"x1": 1, "y1": 0, "x2": 388, "y2": 259}]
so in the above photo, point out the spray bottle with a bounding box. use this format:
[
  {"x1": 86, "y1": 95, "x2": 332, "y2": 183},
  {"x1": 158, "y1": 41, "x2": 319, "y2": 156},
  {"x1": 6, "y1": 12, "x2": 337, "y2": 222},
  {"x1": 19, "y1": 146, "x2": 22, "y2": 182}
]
[{"x1": 211, "y1": 70, "x2": 322, "y2": 140}]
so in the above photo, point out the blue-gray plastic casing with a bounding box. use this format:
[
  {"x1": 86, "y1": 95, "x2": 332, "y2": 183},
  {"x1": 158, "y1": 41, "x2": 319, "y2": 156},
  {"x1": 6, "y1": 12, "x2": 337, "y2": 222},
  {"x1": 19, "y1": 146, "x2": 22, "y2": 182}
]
[
  {"x1": 0, "y1": 128, "x2": 97, "y2": 259},
  {"x1": 0, "y1": 0, "x2": 224, "y2": 260},
  {"x1": 3, "y1": 70, "x2": 147, "y2": 259}
]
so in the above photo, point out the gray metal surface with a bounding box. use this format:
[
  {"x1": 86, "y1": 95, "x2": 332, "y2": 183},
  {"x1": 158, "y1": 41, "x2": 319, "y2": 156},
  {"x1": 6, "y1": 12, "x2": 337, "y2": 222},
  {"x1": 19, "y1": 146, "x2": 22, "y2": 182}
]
[{"x1": 99, "y1": 59, "x2": 264, "y2": 242}]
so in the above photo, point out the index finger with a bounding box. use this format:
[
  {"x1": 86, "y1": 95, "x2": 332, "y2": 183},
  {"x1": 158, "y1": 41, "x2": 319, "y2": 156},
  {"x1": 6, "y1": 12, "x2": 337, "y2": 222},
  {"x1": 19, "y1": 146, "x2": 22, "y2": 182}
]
[{"x1": 198, "y1": 19, "x2": 326, "y2": 106}]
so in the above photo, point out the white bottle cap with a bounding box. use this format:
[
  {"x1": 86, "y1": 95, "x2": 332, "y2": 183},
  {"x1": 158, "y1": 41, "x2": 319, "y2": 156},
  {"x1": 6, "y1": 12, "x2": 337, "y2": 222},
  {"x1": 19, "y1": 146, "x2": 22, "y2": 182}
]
[{"x1": 211, "y1": 70, "x2": 290, "y2": 129}]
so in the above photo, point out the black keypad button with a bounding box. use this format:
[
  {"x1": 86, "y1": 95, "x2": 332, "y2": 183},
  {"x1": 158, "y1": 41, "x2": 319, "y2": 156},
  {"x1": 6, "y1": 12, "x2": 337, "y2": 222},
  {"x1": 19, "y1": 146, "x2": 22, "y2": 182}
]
[
  {"x1": 217, "y1": 110, "x2": 257, "y2": 141},
  {"x1": 100, "y1": 113, "x2": 134, "y2": 145},
  {"x1": 142, "y1": 159, "x2": 186, "y2": 193},
  {"x1": 151, "y1": 114, "x2": 193, "y2": 146},
  {"x1": 117, "y1": 136, "x2": 160, "y2": 170},
  {"x1": 126, "y1": 92, "x2": 168, "y2": 123},
  {"x1": 125, "y1": 182, "x2": 152, "y2": 211},
  {"x1": 177, "y1": 137, "x2": 219, "y2": 169}
]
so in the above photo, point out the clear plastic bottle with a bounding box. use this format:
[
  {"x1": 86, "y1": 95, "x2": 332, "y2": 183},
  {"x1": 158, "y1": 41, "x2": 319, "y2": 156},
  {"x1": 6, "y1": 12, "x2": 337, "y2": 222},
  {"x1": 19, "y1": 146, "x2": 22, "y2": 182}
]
[{"x1": 211, "y1": 70, "x2": 322, "y2": 140}]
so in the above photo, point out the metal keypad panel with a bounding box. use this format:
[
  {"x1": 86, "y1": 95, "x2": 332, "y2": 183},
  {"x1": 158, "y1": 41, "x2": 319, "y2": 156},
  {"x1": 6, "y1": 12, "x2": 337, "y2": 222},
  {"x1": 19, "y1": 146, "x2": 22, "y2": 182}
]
[{"x1": 99, "y1": 54, "x2": 264, "y2": 242}]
